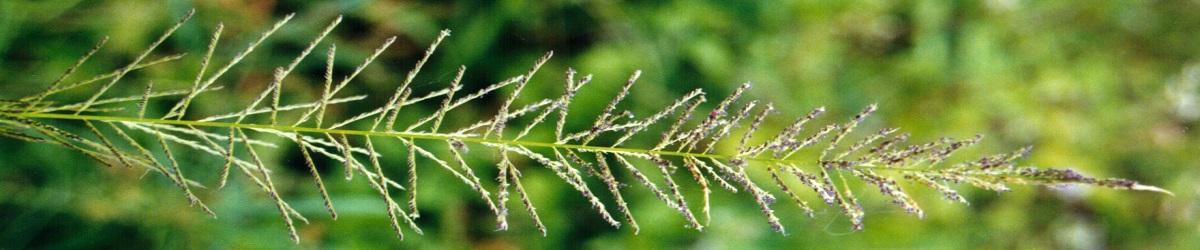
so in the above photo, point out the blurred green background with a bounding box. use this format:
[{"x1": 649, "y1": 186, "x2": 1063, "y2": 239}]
[{"x1": 1, "y1": 0, "x2": 1197, "y2": 249}]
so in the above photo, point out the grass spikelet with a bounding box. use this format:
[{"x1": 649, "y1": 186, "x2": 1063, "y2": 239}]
[
  {"x1": 238, "y1": 129, "x2": 301, "y2": 243},
  {"x1": 652, "y1": 156, "x2": 703, "y2": 230},
  {"x1": 516, "y1": 69, "x2": 585, "y2": 140},
  {"x1": 401, "y1": 138, "x2": 474, "y2": 190},
  {"x1": 788, "y1": 167, "x2": 837, "y2": 205},
  {"x1": 269, "y1": 15, "x2": 341, "y2": 125},
  {"x1": 311, "y1": 45, "x2": 336, "y2": 127},
  {"x1": 486, "y1": 51, "x2": 552, "y2": 138},
  {"x1": 380, "y1": 30, "x2": 451, "y2": 133},
  {"x1": 729, "y1": 159, "x2": 786, "y2": 233},
  {"x1": 407, "y1": 76, "x2": 524, "y2": 130},
  {"x1": 834, "y1": 170, "x2": 866, "y2": 231},
  {"x1": 820, "y1": 104, "x2": 877, "y2": 160},
  {"x1": 554, "y1": 69, "x2": 588, "y2": 141},
  {"x1": 446, "y1": 139, "x2": 502, "y2": 219},
  {"x1": 767, "y1": 106, "x2": 825, "y2": 156},
  {"x1": 581, "y1": 70, "x2": 639, "y2": 145},
  {"x1": 962, "y1": 145, "x2": 1032, "y2": 170},
  {"x1": 29, "y1": 36, "x2": 109, "y2": 106},
  {"x1": 363, "y1": 136, "x2": 408, "y2": 239},
  {"x1": 29, "y1": 54, "x2": 186, "y2": 99},
  {"x1": 597, "y1": 153, "x2": 639, "y2": 233},
  {"x1": 737, "y1": 103, "x2": 774, "y2": 155},
  {"x1": 835, "y1": 127, "x2": 898, "y2": 161},
  {"x1": 705, "y1": 100, "x2": 757, "y2": 154},
  {"x1": 613, "y1": 154, "x2": 678, "y2": 209},
  {"x1": 607, "y1": 89, "x2": 701, "y2": 146},
  {"x1": 852, "y1": 169, "x2": 924, "y2": 218},
  {"x1": 906, "y1": 173, "x2": 968, "y2": 204},
  {"x1": 654, "y1": 95, "x2": 705, "y2": 151},
  {"x1": 165, "y1": 23, "x2": 222, "y2": 119},
  {"x1": 153, "y1": 126, "x2": 216, "y2": 217},
  {"x1": 495, "y1": 155, "x2": 512, "y2": 231},
  {"x1": 189, "y1": 13, "x2": 294, "y2": 113},
  {"x1": 219, "y1": 128, "x2": 236, "y2": 188},
  {"x1": 294, "y1": 36, "x2": 396, "y2": 127},
  {"x1": 296, "y1": 134, "x2": 337, "y2": 219},
  {"x1": 682, "y1": 157, "x2": 713, "y2": 225},
  {"x1": 107, "y1": 122, "x2": 201, "y2": 196},
  {"x1": 0, "y1": 129, "x2": 44, "y2": 143},
  {"x1": 925, "y1": 134, "x2": 983, "y2": 166},
  {"x1": 425, "y1": 65, "x2": 465, "y2": 133},
  {"x1": 74, "y1": 10, "x2": 195, "y2": 115},
  {"x1": 693, "y1": 156, "x2": 737, "y2": 192},
  {"x1": 510, "y1": 166, "x2": 548, "y2": 236},
  {"x1": 136, "y1": 81, "x2": 154, "y2": 118},
  {"x1": 552, "y1": 149, "x2": 621, "y2": 228},
  {"x1": 484, "y1": 52, "x2": 554, "y2": 230},
  {"x1": 769, "y1": 165, "x2": 815, "y2": 217},
  {"x1": 334, "y1": 134, "x2": 355, "y2": 180},
  {"x1": 406, "y1": 141, "x2": 420, "y2": 218},
  {"x1": 860, "y1": 132, "x2": 909, "y2": 163},
  {"x1": 84, "y1": 121, "x2": 132, "y2": 168}
]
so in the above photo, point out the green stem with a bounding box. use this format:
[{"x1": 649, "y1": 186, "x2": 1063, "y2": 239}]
[{"x1": 8, "y1": 112, "x2": 779, "y2": 162}]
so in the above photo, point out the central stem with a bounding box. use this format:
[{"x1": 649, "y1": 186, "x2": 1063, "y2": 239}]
[{"x1": 6, "y1": 112, "x2": 773, "y2": 161}]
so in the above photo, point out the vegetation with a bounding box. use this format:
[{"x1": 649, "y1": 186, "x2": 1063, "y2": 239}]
[{"x1": 0, "y1": 2, "x2": 1193, "y2": 249}]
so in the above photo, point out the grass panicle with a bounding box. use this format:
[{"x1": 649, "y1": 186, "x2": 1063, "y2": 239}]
[{"x1": 0, "y1": 10, "x2": 1171, "y2": 243}]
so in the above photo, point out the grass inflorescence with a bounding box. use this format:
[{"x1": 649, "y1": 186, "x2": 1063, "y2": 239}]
[{"x1": 0, "y1": 10, "x2": 1172, "y2": 243}]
